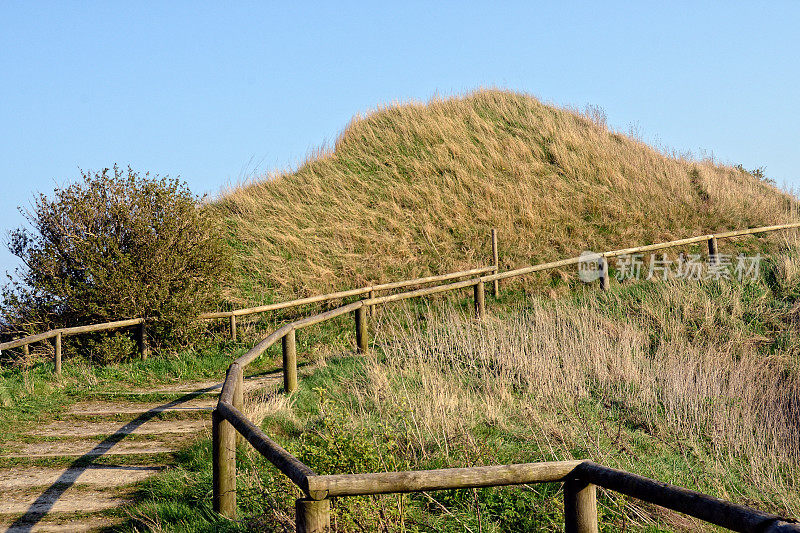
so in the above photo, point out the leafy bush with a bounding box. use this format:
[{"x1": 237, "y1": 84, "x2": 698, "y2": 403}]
[{"x1": 1, "y1": 165, "x2": 228, "y2": 361}]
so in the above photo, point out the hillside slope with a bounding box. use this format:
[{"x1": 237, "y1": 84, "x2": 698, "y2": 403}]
[{"x1": 214, "y1": 89, "x2": 795, "y2": 304}]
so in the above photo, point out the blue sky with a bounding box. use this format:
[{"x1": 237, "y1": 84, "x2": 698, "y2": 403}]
[{"x1": 1, "y1": 2, "x2": 798, "y2": 276}]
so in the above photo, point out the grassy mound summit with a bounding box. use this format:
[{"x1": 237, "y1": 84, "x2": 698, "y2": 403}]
[{"x1": 216, "y1": 90, "x2": 794, "y2": 304}]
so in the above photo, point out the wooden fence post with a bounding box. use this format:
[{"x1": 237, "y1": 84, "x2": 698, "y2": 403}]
[
  {"x1": 137, "y1": 320, "x2": 149, "y2": 359},
  {"x1": 564, "y1": 479, "x2": 598, "y2": 533},
  {"x1": 708, "y1": 236, "x2": 719, "y2": 265},
  {"x1": 282, "y1": 329, "x2": 298, "y2": 393},
  {"x1": 368, "y1": 289, "x2": 375, "y2": 317},
  {"x1": 234, "y1": 365, "x2": 244, "y2": 446},
  {"x1": 355, "y1": 306, "x2": 368, "y2": 354},
  {"x1": 599, "y1": 256, "x2": 610, "y2": 291},
  {"x1": 296, "y1": 498, "x2": 330, "y2": 533},
  {"x1": 23, "y1": 343, "x2": 29, "y2": 360},
  {"x1": 54, "y1": 332, "x2": 62, "y2": 376},
  {"x1": 212, "y1": 409, "x2": 237, "y2": 518},
  {"x1": 491, "y1": 228, "x2": 500, "y2": 297},
  {"x1": 474, "y1": 282, "x2": 486, "y2": 320},
  {"x1": 229, "y1": 314, "x2": 237, "y2": 342}
]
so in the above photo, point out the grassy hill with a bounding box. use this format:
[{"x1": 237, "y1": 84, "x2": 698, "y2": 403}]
[
  {"x1": 133, "y1": 91, "x2": 799, "y2": 531},
  {"x1": 180, "y1": 90, "x2": 800, "y2": 531},
  {"x1": 5, "y1": 90, "x2": 800, "y2": 532},
  {"x1": 214, "y1": 89, "x2": 795, "y2": 305},
  {"x1": 124, "y1": 256, "x2": 800, "y2": 532}
]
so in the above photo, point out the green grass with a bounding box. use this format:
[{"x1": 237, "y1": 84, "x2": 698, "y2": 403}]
[
  {"x1": 5, "y1": 247, "x2": 800, "y2": 531},
  {"x1": 114, "y1": 253, "x2": 800, "y2": 531},
  {"x1": 116, "y1": 354, "x2": 690, "y2": 532}
]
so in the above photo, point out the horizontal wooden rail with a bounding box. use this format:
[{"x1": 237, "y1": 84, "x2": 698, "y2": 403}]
[
  {"x1": 0, "y1": 318, "x2": 144, "y2": 351},
  {"x1": 369, "y1": 266, "x2": 494, "y2": 292},
  {"x1": 291, "y1": 300, "x2": 364, "y2": 330},
  {"x1": 602, "y1": 234, "x2": 713, "y2": 258},
  {"x1": 60, "y1": 317, "x2": 145, "y2": 336},
  {"x1": 575, "y1": 462, "x2": 800, "y2": 533},
  {"x1": 481, "y1": 221, "x2": 800, "y2": 284},
  {"x1": 482, "y1": 256, "x2": 584, "y2": 283},
  {"x1": 199, "y1": 287, "x2": 371, "y2": 319},
  {"x1": 200, "y1": 266, "x2": 496, "y2": 319},
  {"x1": 0, "y1": 329, "x2": 60, "y2": 350},
  {"x1": 363, "y1": 277, "x2": 480, "y2": 306},
  {"x1": 306, "y1": 460, "x2": 584, "y2": 498},
  {"x1": 603, "y1": 221, "x2": 800, "y2": 258},
  {"x1": 714, "y1": 221, "x2": 800, "y2": 240},
  {"x1": 216, "y1": 401, "x2": 317, "y2": 494}
]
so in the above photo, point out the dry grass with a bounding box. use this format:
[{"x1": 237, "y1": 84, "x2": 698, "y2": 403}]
[
  {"x1": 210, "y1": 88, "x2": 800, "y2": 529},
  {"x1": 244, "y1": 388, "x2": 296, "y2": 429},
  {"x1": 213, "y1": 89, "x2": 796, "y2": 305},
  {"x1": 327, "y1": 271, "x2": 800, "y2": 526}
]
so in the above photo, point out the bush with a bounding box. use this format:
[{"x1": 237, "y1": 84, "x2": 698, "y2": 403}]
[{"x1": 1, "y1": 165, "x2": 229, "y2": 361}]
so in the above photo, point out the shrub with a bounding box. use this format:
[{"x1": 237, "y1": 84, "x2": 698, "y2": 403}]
[{"x1": 1, "y1": 165, "x2": 228, "y2": 362}]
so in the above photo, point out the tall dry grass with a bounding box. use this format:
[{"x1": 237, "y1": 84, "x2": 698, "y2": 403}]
[
  {"x1": 334, "y1": 281, "x2": 800, "y2": 526},
  {"x1": 214, "y1": 89, "x2": 796, "y2": 305}
]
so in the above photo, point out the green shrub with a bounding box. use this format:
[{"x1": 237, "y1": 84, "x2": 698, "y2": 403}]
[{"x1": 1, "y1": 165, "x2": 229, "y2": 362}]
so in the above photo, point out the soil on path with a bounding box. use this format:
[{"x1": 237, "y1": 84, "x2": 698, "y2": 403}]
[{"x1": 0, "y1": 373, "x2": 281, "y2": 532}]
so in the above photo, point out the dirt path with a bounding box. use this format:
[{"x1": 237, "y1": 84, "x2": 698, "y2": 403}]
[{"x1": 0, "y1": 373, "x2": 281, "y2": 532}]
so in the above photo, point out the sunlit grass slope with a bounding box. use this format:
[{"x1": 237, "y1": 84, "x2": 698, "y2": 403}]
[
  {"x1": 124, "y1": 247, "x2": 800, "y2": 532},
  {"x1": 214, "y1": 89, "x2": 795, "y2": 305}
]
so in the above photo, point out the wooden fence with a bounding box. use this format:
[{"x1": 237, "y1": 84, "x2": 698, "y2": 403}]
[
  {"x1": 0, "y1": 318, "x2": 147, "y2": 374},
  {"x1": 6, "y1": 221, "x2": 798, "y2": 375},
  {"x1": 0, "y1": 266, "x2": 497, "y2": 373},
  {"x1": 210, "y1": 221, "x2": 800, "y2": 532},
  {"x1": 4, "y1": 222, "x2": 800, "y2": 530}
]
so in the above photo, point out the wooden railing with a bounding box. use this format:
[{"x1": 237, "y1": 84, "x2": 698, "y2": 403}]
[
  {"x1": 211, "y1": 221, "x2": 800, "y2": 532},
  {"x1": 0, "y1": 318, "x2": 147, "y2": 374},
  {"x1": 6, "y1": 222, "x2": 798, "y2": 375},
  {"x1": 4, "y1": 222, "x2": 800, "y2": 529},
  {"x1": 198, "y1": 264, "x2": 498, "y2": 342},
  {"x1": 0, "y1": 231, "x2": 500, "y2": 373}
]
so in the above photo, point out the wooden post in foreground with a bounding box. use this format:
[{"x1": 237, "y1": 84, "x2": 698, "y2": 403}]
[
  {"x1": 137, "y1": 321, "x2": 149, "y2": 359},
  {"x1": 229, "y1": 315, "x2": 237, "y2": 342},
  {"x1": 212, "y1": 409, "x2": 237, "y2": 518},
  {"x1": 491, "y1": 228, "x2": 500, "y2": 297},
  {"x1": 355, "y1": 306, "x2": 368, "y2": 354},
  {"x1": 564, "y1": 479, "x2": 598, "y2": 533},
  {"x1": 598, "y1": 256, "x2": 610, "y2": 291},
  {"x1": 54, "y1": 332, "x2": 62, "y2": 376},
  {"x1": 296, "y1": 498, "x2": 330, "y2": 533},
  {"x1": 23, "y1": 343, "x2": 29, "y2": 360},
  {"x1": 708, "y1": 236, "x2": 719, "y2": 265},
  {"x1": 474, "y1": 282, "x2": 486, "y2": 320},
  {"x1": 282, "y1": 329, "x2": 298, "y2": 393}
]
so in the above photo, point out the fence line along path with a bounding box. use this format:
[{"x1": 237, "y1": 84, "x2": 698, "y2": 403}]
[
  {"x1": 0, "y1": 267, "x2": 499, "y2": 373},
  {"x1": 208, "y1": 221, "x2": 800, "y2": 532},
  {"x1": 6, "y1": 221, "x2": 799, "y2": 376}
]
